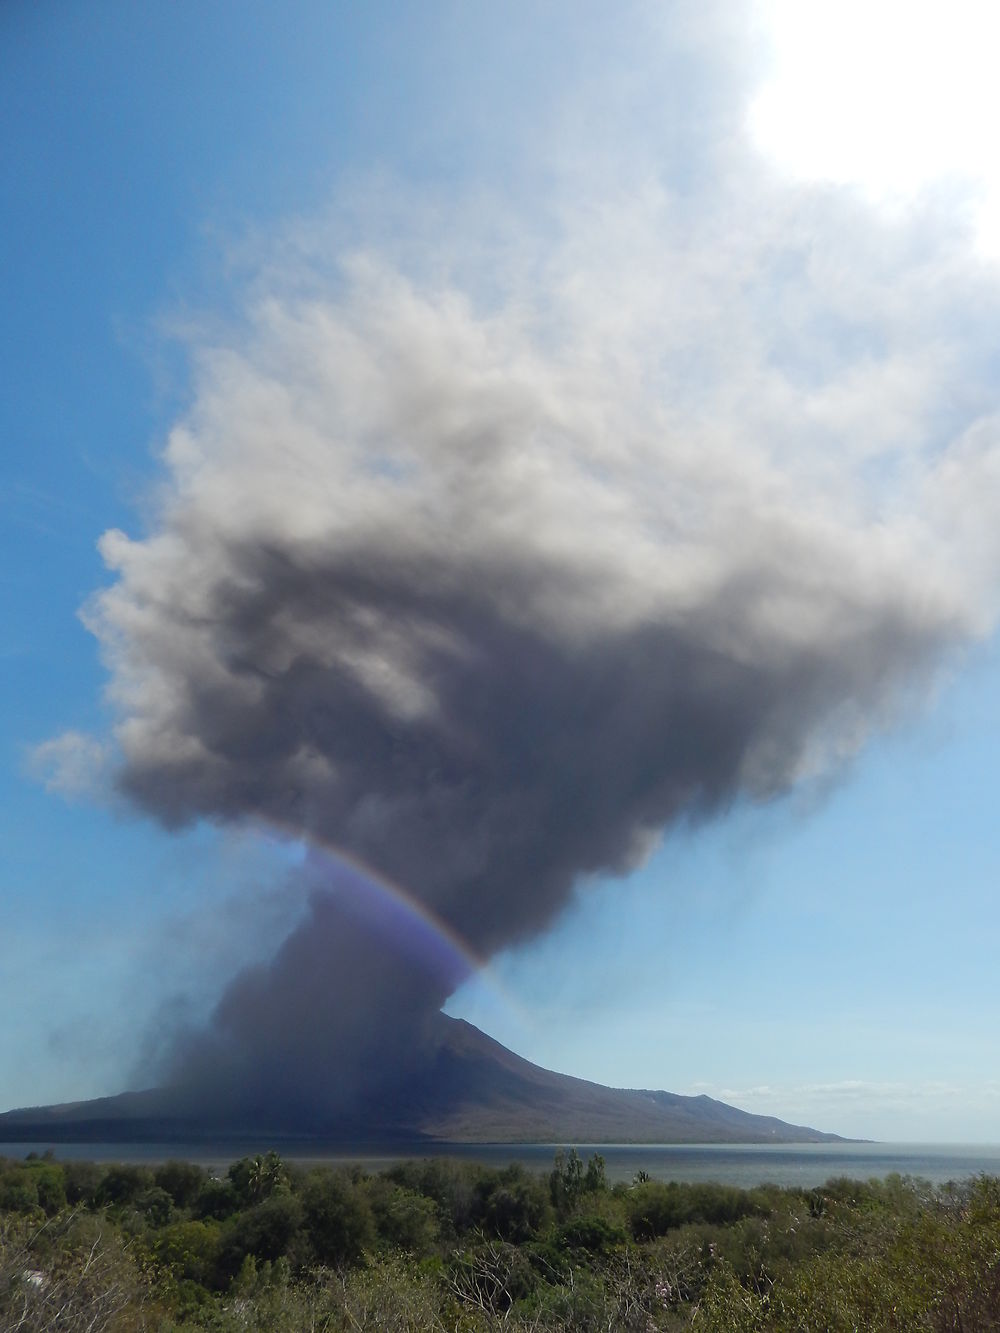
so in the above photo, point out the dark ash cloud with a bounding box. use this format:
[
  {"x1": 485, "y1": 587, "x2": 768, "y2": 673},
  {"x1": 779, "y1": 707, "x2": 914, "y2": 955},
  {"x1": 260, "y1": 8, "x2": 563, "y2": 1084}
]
[{"x1": 79, "y1": 184, "x2": 1000, "y2": 1118}]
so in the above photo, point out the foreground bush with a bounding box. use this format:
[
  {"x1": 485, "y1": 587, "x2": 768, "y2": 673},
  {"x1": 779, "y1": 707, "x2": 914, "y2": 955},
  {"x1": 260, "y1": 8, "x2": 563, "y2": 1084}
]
[{"x1": 1, "y1": 1153, "x2": 999, "y2": 1330}]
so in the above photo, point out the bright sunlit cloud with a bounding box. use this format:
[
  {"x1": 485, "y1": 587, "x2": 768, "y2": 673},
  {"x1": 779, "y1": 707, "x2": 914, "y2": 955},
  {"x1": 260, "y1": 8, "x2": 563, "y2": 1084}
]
[{"x1": 750, "y1": 0, "x2": 1000, "y2": 255}]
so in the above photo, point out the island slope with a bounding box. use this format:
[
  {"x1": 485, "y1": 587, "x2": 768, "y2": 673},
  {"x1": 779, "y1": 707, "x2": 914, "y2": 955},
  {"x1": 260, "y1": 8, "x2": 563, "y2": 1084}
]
[{"x1": 0, "y1": 1016, "x2": 846, "y2": 1145}]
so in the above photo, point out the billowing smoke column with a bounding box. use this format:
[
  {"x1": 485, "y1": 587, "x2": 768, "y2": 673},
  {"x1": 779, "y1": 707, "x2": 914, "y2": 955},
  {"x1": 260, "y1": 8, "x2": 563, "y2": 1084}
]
[{"x1": 85, "y1": 210, "x2": 999, "y2": 1118}]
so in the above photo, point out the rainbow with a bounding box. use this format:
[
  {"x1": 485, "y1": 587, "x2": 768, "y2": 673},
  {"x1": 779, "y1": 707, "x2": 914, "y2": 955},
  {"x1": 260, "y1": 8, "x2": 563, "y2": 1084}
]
[{"x1": 253, "y1": 817, "x2": 524, "y2": 1021}]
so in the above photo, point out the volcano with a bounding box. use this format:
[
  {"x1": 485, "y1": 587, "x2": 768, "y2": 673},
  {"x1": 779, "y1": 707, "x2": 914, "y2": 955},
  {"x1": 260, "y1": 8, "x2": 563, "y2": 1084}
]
[{"x1": 0, "y1": 1017, "x2": 844, "y2": 1146}]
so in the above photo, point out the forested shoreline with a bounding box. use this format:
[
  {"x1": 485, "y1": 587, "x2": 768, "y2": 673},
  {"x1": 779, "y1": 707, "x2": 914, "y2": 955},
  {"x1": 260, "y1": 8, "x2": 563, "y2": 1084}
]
[{"x1": 2, "y1": 1148, "x2": 999, "y2": 1330}]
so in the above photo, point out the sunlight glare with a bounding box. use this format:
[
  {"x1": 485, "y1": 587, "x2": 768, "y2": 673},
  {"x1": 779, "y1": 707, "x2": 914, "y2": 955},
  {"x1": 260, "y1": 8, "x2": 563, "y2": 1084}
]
[{"x1": 750, "y1": 0, "x2": 1000, "y2": 254}]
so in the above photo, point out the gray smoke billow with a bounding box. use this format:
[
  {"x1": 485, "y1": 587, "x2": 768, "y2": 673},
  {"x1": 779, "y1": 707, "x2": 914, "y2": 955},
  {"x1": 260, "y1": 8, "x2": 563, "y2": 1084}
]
[{"x1": 81, "y1": 186, "x2": 1000, "y2": 1118}]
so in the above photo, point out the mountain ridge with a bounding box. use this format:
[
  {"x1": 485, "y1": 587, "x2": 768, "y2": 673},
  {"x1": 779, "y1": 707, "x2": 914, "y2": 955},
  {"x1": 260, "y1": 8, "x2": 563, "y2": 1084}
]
[{"x1": 0, "y1": 1016, "x2": 850, "y2": 1145}]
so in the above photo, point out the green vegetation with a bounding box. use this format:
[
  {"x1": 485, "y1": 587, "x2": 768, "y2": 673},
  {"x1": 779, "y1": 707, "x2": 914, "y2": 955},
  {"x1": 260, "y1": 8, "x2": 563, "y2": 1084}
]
[{"x1": 1, "y1": 1149, "x2": 999, "y2": 1330}]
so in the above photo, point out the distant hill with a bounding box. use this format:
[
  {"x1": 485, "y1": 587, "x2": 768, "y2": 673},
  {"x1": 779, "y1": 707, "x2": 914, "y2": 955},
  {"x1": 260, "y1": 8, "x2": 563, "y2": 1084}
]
[{"x1": 0, "y1": 1016, "x2": 846, "y2": 1145}]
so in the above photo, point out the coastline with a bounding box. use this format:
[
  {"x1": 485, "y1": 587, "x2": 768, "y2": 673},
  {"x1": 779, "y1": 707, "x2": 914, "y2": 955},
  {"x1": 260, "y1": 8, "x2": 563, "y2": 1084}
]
[{"x1": 2, "y1": 1139, "x2": 997, "y2": 1188}]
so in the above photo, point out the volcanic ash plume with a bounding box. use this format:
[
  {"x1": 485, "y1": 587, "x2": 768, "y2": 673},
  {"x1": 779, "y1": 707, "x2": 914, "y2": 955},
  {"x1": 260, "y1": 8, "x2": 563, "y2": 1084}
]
[{"x1": 84, "y1": 239, "x2": 998, "y2": 1118}]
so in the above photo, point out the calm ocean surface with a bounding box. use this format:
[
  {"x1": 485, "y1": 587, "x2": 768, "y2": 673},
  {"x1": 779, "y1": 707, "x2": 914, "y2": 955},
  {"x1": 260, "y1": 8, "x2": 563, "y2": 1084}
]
[{"x1": 2, "y1": 1141, "x2": 1000, "y2": 1188}]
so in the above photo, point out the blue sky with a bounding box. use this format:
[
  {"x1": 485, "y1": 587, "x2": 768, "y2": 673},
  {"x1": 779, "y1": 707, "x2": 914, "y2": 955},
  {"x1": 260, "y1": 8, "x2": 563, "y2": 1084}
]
[{"x1": 3, "y1": 1, "x2": 1000, "y2": 1142}]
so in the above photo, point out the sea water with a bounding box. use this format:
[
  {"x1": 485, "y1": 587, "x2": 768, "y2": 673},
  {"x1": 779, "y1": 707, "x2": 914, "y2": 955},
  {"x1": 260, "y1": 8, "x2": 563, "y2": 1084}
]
[{"x1": 2, "y1": 1140, "x2": 1000, "y2": 1187}]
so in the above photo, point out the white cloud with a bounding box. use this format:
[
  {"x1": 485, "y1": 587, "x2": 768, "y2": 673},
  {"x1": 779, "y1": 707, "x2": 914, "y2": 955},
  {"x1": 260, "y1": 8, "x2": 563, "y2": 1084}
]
[
  {"x1": 703, "y1": 1076, "x2": 1000, "y2": 1140},
  {"x1": 27, "y1": 731, "x2": 110, "y2": 800}
]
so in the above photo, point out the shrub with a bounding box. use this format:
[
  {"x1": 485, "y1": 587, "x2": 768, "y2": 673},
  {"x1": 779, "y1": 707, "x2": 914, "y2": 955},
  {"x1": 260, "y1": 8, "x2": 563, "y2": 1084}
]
[
  {"x1": 385, "y1": 1158, "x2": 484, "y2": 1237},
  {"x1": 135, "y1": 1184, "x2": 174, "y2": 1227},
  {"x1": 96, "y1": 1164, "x2": 155, "y2": 1207},
  {"x1": 195, "y1": 1176, "x2": 239, "y2": 1220},
  {"x1": 300, "y1": 1170, "x2": 375, "y2": 1266},
  {"x1": 29, "y1": 1163, "x2": 67, "y2": 1216},
  {"x1": 549, "y1": 1149, "x2": 607, "y2": 1215},
  {"x1": 228, "y1": 1151, "x2": 290, "y2": 1206},
  {"x1": 0, "y1": 1169, "x2": 38, "y2": 1213},
  {"x1": 62, "y1": 1159, "x2": 103, "y2": 1205},
  {"x1": 628, "y1": 1181, "x2": 764, "y2": 1239},
  {"x1": 218, "y1": 1193, "x2": 305, "y2": 1282},
  {"x1": 156, "y1": 1218, "x2": 222, "y2": 1285},
  {"x1": 555, "y1": 1212, "x2": 627, "y2": 1256},
  {"x1": 366, "y1": 1178, "x2": 440, "y2": 1255},
  {"x1": 155, "y1": 1159, "x2": 208, "y2": 1208},
  {"x1": 479, "y1": 1173, "x2": 550, "y2": 1242},
  {"x1": 0, "y1": 1210, "x2": 153, "y2": 1331}
]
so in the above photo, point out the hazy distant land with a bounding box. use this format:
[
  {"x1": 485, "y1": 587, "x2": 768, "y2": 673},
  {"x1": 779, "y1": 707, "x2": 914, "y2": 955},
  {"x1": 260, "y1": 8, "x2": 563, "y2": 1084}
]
[{"x1": 0, "y1": 1017, "x2": 844, "y2": 1147}]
